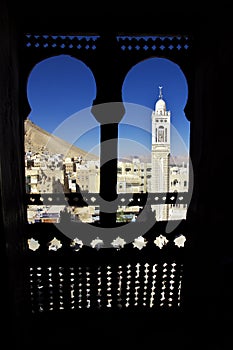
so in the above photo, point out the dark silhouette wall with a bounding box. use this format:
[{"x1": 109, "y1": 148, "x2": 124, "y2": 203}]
[{"x1": 1, "y1": 4, "x2": 233, "y2": 349}]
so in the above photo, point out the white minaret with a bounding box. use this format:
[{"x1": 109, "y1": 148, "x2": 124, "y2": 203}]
[{"x1": 151, "y1": 86, "x2": 171, "y2": 221}]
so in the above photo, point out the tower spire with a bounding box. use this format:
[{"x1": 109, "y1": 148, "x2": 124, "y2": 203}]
[{"x1": 159, "y1": 86, "x2": 163, "y2": 99}]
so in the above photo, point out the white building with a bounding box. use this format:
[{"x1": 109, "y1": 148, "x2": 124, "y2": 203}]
[{"x1": 169, "y1": 163, "x2": 189, "y2": 220}]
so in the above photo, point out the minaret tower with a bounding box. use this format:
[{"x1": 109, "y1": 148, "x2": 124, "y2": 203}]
[{"x1": 151, "y1": 86, "x2": 171, "y2": 220}]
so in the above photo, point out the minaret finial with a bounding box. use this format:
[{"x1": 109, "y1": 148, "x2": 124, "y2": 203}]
[{"x1": 159, "y1": 86, "x2": 163, "y2": 99}]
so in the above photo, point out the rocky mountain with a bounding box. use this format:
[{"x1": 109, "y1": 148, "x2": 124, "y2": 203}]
[{"x1": 24, "y1": 119, "x2": 98, "y2": 160}]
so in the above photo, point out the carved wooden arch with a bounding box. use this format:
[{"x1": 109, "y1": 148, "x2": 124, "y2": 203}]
[
  {"x1": 20, "y1": 30, "x2": 194, "y2": 226},
  {"x1": 20, "y1": 32, "x2": 194, "y2": 120}
]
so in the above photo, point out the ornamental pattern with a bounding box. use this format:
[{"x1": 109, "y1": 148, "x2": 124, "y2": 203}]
[{"x1": 27, "y1": 234, "x2": 186, "y2": 251}]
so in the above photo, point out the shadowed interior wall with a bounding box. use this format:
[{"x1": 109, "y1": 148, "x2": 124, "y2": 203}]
[{"x1": 1, "y1": 6, "x2": 233, "y2": 349}]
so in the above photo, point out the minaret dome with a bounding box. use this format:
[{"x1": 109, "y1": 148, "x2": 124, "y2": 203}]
[{"x1": 155, "y1": 86, "x2": 166, "y2": 113}]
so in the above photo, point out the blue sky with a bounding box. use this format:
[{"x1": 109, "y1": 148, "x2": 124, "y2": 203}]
[{"x1": 27, "y1": 54, "x2": 189, "y2": 159}]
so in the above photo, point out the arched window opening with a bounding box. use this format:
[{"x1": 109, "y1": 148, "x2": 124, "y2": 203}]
[
  {"x1": 117, "y1": 57, "x2": 192, "y2": 224},
  {"x1": 25, "y1": 54, "x2": 100, "y2": 224}
]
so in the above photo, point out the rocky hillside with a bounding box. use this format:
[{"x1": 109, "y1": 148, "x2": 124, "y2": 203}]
[{"x1": 24, "y1": 119, "x2": 98, "y2": 160}]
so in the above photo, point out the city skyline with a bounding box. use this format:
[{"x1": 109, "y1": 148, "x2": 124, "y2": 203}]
[{"x1": 26, "y1": 54, "x2": 189, "y2": 159}]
